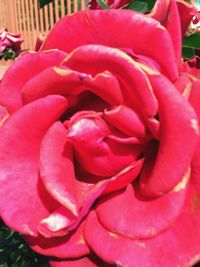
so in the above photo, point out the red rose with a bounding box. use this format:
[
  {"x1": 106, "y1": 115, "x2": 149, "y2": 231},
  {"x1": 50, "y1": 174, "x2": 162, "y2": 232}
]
[
  {"x1": 0, "y1": 1, "x2": 200, "y2": 266},
  {"x1": 0, "y1": 28, "x2": 23, "y2": 54},
  {"x1": 88, "y1": 0, "x2": 131, "y2": 9}
]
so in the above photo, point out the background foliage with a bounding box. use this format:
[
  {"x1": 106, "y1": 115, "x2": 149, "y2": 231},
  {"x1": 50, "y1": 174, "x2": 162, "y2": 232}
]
[
  {"x1": 0, "y1": 220, "x2": 50, "y2": 267},
  {"x1": 39, "y1": 0, "x2": 54, "y2": 8}
]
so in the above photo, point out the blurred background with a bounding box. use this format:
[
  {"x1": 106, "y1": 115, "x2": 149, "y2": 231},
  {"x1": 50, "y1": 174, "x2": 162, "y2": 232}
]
[{"x1": 0, "y1": 0, "x2": 86, "y2": 51}]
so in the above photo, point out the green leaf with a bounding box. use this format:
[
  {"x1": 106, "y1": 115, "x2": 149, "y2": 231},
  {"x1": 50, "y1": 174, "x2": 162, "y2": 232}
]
[
  {"x1": 0, "y1": 220, "x2": 50, "y2": 267},
  {"x1": 123, "y1": 1, "x2": 148, "y2": 12},
  {"x1": 183, "y1": 33, "x2": 200, "y2": 49},
  {"x1": 142, "y1": 0, "x2": 156, "y2": 11},
  {"x1": 182, "y1": 47, "x2": 195, "y2": 59},
  {"x1": 39, "y1": 0, "x2": 54, "y2": 8},
  {"x1": 96, "y1": 0, "x2": 110, "y2": 9},
  {"x1": 127, "y1": 0, "x2": 155, "y2": 11}
]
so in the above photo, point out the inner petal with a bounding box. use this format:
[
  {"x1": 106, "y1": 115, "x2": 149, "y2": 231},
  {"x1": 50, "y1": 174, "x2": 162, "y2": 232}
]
[{"x1": 67, "y1": 111, "x2": 143, "y2": 176}]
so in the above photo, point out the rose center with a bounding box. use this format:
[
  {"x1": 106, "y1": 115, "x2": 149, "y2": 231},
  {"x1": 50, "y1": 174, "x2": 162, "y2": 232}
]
[{"x1": 66, "y1": 111, "x2": 144, "y2": 177}]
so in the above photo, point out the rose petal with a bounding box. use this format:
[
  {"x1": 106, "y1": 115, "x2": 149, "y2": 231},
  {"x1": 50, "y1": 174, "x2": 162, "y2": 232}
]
[
  {"x1": 0, "y1": 95, "x2": 67, "y2": 235},
  {"x1": 85, "y1": 186, "x2": 200, "y2": 267},
  {"x1": 176, "y1": 0, "x2": 198, "y2": 36},
  {"x1": 0, "y1": 50, "x2": 67, "y2": 113},
  {"x1": 149, "y1": 0, "x2": 182, "y2": 67},
  {"x1": 140, "y1": 74, "x2": 199, "y2": 197},
  {"x1": 66, "y1": 160, "x2": 143, "y2": 233},
  {"x1": 150, "y1": 0, "x2": 197, "y2": 38},
  {"x1": 190, "y1": 80, "x2": 200, "y2": 185},
  {"x1": 22, "y1": 66, "x2": 123, "y2": 106},
  {"x1": 26, "y1": 220, "x2": 89, "y2": 258},
  {"x1": 63, "y1": 45, "x2": 158, "y2": 118},
  {"x1": 0, "y1": 104, "x2": 9, "y2": 126},
  {"x1": 96, "y1": 171, "x2": 190, "y2": 239},
  {"x1": 50, "y1": 257, "x2": 97, "y2": 267},
  {"x1": 189, "y1": 80, "x2": 200, "y2": 118},
  {"x1": 38, "y1": 206, "x2": 77, "y2": 237},
  {"x1": 163, "y1": 0, "x2": 182, "y2": 68},
  {"x1": 149, "y1": 0, "x2": 171, "y2": 23},
  {"x1": 103, "y1": 105, "x2": 147, "y2": 140},
  {"x1": 174, "y1": 74, "x2": 192, "y2": 96},
  {"x1": 50, "y1": 254, "x2": 114, "y2": 267},
  {"x1": 40, "y1": 121, "x2": 79, "y2": 216},
  {"x1": 106, "y1": 0, "x2": 130, "y2": 8},
  {"x1": 42, "y1": 10, "x2": 178, "y2": 80}
]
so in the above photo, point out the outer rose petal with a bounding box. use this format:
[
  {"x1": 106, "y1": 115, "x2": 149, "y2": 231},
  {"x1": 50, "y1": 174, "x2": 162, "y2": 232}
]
[
  {"x1": 0, "y1": 50, "x2": 67, "y2": 113},
  {"x1": 0, "y1": 104, "x2": 9, "y2": 126},
  {"x1": 106, "y1": 0, "x2": 131, "y2": 8},
  {"x1": 50, "y1": 257, "x2": 97, "y2": 267},
  {"x1": 174, "y1": 74, "x2": 192, "y2": 95},
  {"x1": 182, "y1": 56, "x2": 200, "y2": 79},
  {"x1": 150, "y1": 0, "x2": 182, "y2": 67},
  {"x1": 189, "y1": 80, "x2": 200, "y2": 119},
  {"x1": 176, "y1": 0, "x2": 198, "y2": 36},
  {"x1": 85, "y1": 183, "x2": 200, "y2": 267},
  {"x1": 140, "y1": 74, "x2": 199, "y2": 197},
  {"x1": 88, "y1": 0, "x2": 101, "y2": 10},
  {"x1": 26, "y1": 221, "x2": 90, "y2": 258},
  {"x1": 190, "y1": 80, "x2": 200, "y2": 197},
  {"x1": 150, "y1": 0, "x2": 197, "y2": 37},
  {"x1": 42, "y1": 10, "x2": 178, "y2": 80},
  {"x1": 50, "y1": 254, "x2": 114, "y2": 267},
  {"x1": 35, "y1": 33, "x2": 47, "y2": 51},
  {"x1": 0, "y1": 96, "x2": 68, "y2": 236},
  {"x1": 96, "y1": 176, "x2": 189, "y2": 239}
]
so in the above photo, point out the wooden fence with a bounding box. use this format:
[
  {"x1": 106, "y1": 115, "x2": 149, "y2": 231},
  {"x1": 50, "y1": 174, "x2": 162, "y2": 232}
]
[{"x1": 0, "y1": 0, "x2": 86, "y2": 66}]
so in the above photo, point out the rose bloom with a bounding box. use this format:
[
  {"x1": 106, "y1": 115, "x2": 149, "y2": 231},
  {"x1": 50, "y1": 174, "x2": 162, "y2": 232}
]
[
  {"x1": 0, "y1": 0, "x2": 200, "y2": 266},
  {"x1": 0, "y1": 28, "x2": 23, "y2": 54},
  {"x1": 88, "y1": 0, "x2": 131, "y2": 9}
]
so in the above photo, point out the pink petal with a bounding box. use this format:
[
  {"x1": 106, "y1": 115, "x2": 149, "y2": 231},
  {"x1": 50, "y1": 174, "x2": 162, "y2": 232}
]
[
  {"x1": 150, "y1": 0, "x2": 182, "y2": 67},
  {"x1": 0, "y1": 95, "x2": 67, "y2": 235},
  {"x1": 50, "y1": 257, "x2": 97, "y2": 267},
  {"x1": 42, "y1": 10, "x2": 178, "y2": 80},
  {"x1": 63, "y1": 45, "x2": 158, "y2": 118},
  {"x1": 0, "y1": 50, "x2": 66, "y2": 113},
  {"x1": 85, "y1": 184, "x2": 200, "y2": 267},
  {"x1": 182, "y1": 56, "x2": 200, "y2": 79},
  {"x1": 38, "y1": 206, "x2": 77, "y2": 237},
  {"x1": 26, "y1": 220, "x2": 89, "y2": 258},
  {"x1": 176, "y1": 0, "x2": 198, "y2": 36},
  {"x1": 140, "y1": 74, "x2": 199, "y2": 197},
  {"x1": 96, "y1": 175, "x2": 189, "y2": 239},
  {"x1": 174, "y1": 74, "x2": 192, "y2": 95},
  {"x1": 103, "y1": 105, "x2": 147, "y2": 140},
  {"x1": 35, "y1": 33, "x2": 47, "y2": 51},
  {"x1": 40, "y1": 121, "x2": 78, "y2": 216},
  {"x1": 149, "y1": 0, "x2": 171, "y2": 23},
  {"x1": 50, "y1": 254, "x2": 114, "y2": 267},
  {"x1": 106, "y1": 0, "x2": 131, "y2": 8},
  {"x1": 0, "y1": 104, "x2": 9, "y2": 126},
  {"x1": 189, "y1": 80, "x2": 200, "y2": 118},
  {"x1": 62, "y1": 160, "x2": 143, "y2": 233},
  {"x1": 22, "y1": 66, "x2": 123, "y2": 106}
]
